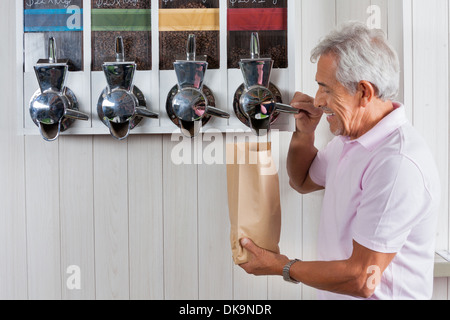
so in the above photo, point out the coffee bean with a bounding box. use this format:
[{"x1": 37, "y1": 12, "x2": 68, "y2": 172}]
[
  {"x1": 227, "y1": 0, "x2": 288, "y2": 69},
  {"x1": 160, "y1": 31, "x2": 220, "y2": 70},
  {"x1": 159, "y1": 0, "x2": 220, "y2": 70},
  {"x1": 92, "y1": 31, "x2": 152, "y2": 71},
  {"x1": 91, "y1": 1, "x2": 152, "y2": 71}
]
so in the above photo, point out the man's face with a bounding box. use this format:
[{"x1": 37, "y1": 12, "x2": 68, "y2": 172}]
[{"x1": 314, "y1": 53, "x2": 362, "y2": 138}]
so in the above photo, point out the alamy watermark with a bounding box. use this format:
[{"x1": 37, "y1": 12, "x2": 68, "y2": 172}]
[
  {"x1": 169, "y1": 129, "x2": 281, "y2": 176},
  {"x1": 66, "y1": 265, "x2": 81, "y2": 290},
  {"x1": 367, "y1": 5, "x2": 382, "y2": 30},
  {"x1": 367, "y1": 265, "x2": 382, "y2": 291}
]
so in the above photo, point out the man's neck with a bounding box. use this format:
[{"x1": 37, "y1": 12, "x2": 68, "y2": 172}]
[{"x1": 350, "y1": 100, "x2": 395, "y2": 140}]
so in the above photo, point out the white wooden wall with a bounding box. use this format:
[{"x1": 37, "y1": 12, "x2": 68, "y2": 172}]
[{"x1": 0, "y1": 0, "x2": 449, "y2": 300}]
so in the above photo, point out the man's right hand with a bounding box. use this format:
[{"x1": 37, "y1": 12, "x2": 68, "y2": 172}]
[
  {"x1": 287, "y1": 92, "x2": 324, "y2": 194},
  {"x1": 290, "y1": 92, "x2": 323, "y2": 134}
]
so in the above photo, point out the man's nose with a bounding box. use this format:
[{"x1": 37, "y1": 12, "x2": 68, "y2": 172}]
[{"x1": 314, "y1": 92, "x2": 326, "y2": 109}]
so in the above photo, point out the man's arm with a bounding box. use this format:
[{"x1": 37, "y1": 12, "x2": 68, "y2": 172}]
[
  {"x1": 240, "y1": 239, "x2": 396, "y2": 299},
  {"x1": 287, "y1": 131, "x2": 323, "y2": 194},
  {"x1": 287, "y1": 92, "x2": 324, "y2": 194},
  {"x1": 288, "y1": 241, "x2": 396, "y2": 298}
]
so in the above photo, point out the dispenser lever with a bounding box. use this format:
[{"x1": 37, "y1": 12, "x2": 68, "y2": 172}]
[
  {"x1": 65, "y1": 108, "x2": 90, "y2": 121},
  {"x1": 187, "y1": 34, "x2": 196, "y2": 61},
  {"x1": 115, "y1": 36, "x2": 125, "y2": 62},
  {"x1": 135, "y1": 107, "x2": 159, "y2": 119},
  {"x1": 250, "y1": 32, "x2": 260, "y2": 59},
  {"x1": 206, "y1": 106, "x2": 231, "y2": 119},
  {"x1": 48, "y1": 37, "x2": 57, "y2": 64},
  {"x1": 275, "y1": 103, "x2": 300, "y2": 114}
]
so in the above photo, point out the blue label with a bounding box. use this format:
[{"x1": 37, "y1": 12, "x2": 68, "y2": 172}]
[{"x1": 24, "y1": 8, "x2": 83, "y2": 32}]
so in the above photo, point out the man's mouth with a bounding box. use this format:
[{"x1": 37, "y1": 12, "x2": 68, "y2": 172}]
[{"x1": 321, "y1": 107, "x2": 335, "y2": 117}]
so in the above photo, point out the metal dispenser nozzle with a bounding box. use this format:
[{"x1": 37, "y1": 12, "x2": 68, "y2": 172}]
[
  {"x1": 29, "y1": 37, "x2": 89, "y2": 141},
  {"x1": 233, "y1": 32, "x2": 299, "y2": 136},
  {"x1": 166, "y1": 34, "x2": 230, "y2": 138},
  {"x1": 97, "y1": 36, "x2": 159, "y2": 140}
]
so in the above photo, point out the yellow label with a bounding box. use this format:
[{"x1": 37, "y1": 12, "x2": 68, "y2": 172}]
[{"x1": 159, "y1": 8, "x2": 220, "y2": 31}]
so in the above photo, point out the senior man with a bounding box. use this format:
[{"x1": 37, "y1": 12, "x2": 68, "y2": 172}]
[{"x1": 239, "y1": 22, "x2": 441, "y2": 300}]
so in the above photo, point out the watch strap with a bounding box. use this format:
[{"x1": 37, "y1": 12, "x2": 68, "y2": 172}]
[{"x1": 283, "y1": 259, "x2": 300, "y2": 284}]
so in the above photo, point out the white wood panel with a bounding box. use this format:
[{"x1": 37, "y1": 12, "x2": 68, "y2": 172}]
[
  {"x1": 448, "y1": 0, "x2": 450, "y2": 300},
  {"x1": 93, "y1": 136, "x2": 130, "y2": 300},
  {"x1": 385, "y1": 0, "x2": 405, "y2": 107},
  {"x1": 411, "y1": 0, "x2": 449, "y2": 251},
  {"x1": 59, "y1": 136, "x2": 95, "y2": 300},
  {"x1": 163, "y1": 135, "x2": 199, "y2": 300},
  {"x1": 411, "y1": 0, "x2": 449, "y2": 301},
  {"x1": 197, "y1": 133, "x2": 233, "y2": 300},
  {"x1": 128, "y1": 135, "x2": 164, "y2": 300},
  {"x1": 233, "y1": 266, "x2": 268, "y2": 300},
  {"x1": 25, "y1": 137, "x2": 61, "y2": 300},
  {"x1": 402, "y1": 0, "x2": 413, "y2": 121},
  {"x1": 0, "y1": 0, "x2": 27, "y2": 300},
  {"x1": 268, "y1": 131, "x2": 303, "y2": 300},
  {"x1": 336, "y1": 0, "x2": 372, "y2": 25}
]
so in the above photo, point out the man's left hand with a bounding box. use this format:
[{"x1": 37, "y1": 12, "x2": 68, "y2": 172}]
[{"x1": 239, "y1": 238, "x2": 290, "y2": 277}]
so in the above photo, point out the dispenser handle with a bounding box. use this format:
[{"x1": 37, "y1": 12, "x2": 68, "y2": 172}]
[
  {"x1": 115, "y1": 36, "x2": 125, "y2": 62},
  {"x1": 275, "y1": 103, "x2": 301, "y2": 114},
  {"x1": 250, "y1": 32, "x2": 260, "y2": 59},
  {"x1": 135, "y1": 107, "x2": 159, "y2": 119},
  {"x1": 206, "y1": 106, "x2": 231, "y2": 119},
  {"x1": 187, "y1": 34, "x2": 196, "y2": 61},
  {"x1": 64, "y1": 108, "x2": 89, "y2": 121},
  {"x1": 48, "y1": 37, "x2": 57, "y2": 64}
]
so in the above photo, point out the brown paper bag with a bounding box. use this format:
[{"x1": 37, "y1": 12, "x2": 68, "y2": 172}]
[{"x1": 226, "y1": 142, "x2": 282, "y2": 265}]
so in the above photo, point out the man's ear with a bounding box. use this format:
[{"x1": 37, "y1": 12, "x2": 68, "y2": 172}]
[{"x1": 357, "y1": 81, "x2": 376, "y2": 107}]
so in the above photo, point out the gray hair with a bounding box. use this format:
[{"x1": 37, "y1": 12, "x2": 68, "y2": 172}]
[{"x1": 311, "y1": 21, "x2": 400, "y2": 101}]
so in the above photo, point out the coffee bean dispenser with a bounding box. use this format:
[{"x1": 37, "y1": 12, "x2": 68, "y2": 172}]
[
  {"x1": 166, "y1": 35, "x2": 230, "y2": 138},
  {"x1": 97, "y1": 37, "x2": 159, "y2": 140},
  {"x1": 29, "y1": 37, "x2": 89, "y2": 142},
  {"x1": 233, "y1": 33, "x2": 298, "y2": 136}
]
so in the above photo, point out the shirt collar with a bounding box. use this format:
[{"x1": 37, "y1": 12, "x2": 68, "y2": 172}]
[{"x1": 341, "y1": 102, "x2": 408, "y2": 151}]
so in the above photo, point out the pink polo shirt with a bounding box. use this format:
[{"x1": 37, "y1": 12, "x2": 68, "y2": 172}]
[{"x1": 309, "y1": 103, "x2": 441, "y2": 300}]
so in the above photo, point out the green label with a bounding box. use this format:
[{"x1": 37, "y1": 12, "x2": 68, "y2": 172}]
[{"x1": 92, "y1": 9, "x2": 151, "y2": 31}]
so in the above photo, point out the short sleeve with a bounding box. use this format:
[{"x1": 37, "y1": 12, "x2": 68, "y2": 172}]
[
  {"x1": 309, "y1": 137, "x2": 342, "y2": 188},
  {"x1": 352, "y1": 155, "x2": 432, "y2": 254},
  {"x1": 309, "y1": 150, "x2": 327, "y2": 187}
]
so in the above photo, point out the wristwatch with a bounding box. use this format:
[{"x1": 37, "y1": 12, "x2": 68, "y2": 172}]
[{"x1": 283, "y1": 259, "x2": 300, "y2": 284}]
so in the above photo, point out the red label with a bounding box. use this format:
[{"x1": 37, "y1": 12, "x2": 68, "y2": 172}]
[{"x1": 227, "y1": 8, "x2": 287, "y2": 31}]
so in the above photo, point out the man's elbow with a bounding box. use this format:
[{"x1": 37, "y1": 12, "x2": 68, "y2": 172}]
[
  {"x1": 351, "y1": 272, "x2": 377, "y2": 299},
  {"x1": 289, "y1": 179, "x2": 309, "y2": 195},
  {"x1": 356, "y1": 280, "x2": 376, "y2": 299},
  {"x1": 289, "y1": 178, "x2": 322, "y2": 195}
]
